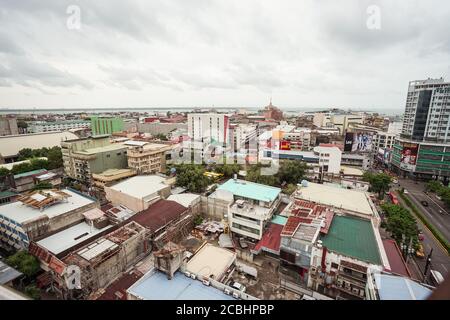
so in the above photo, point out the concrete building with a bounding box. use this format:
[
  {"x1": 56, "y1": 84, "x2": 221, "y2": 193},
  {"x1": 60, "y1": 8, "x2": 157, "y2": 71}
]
[
  {"x1": 188, "y1": 113, "x2": 230, "y2": 146},
  {"x1": 104, "y1": 175, "x2": 171, "y2": 213},
  {"x1": 61, "y1": 135, "x2": 128, "y2": 183},
  {"x1": 0, "y1": 131, "x2": 78, "y2": 163},
  {"x1": 90, "y1": 116, "x2": 124, "y2": 136},
  {"x1": 392, "y1": 79, "x2": 450, "y2": 180},
  {"x1": 209, "y1": 179, "x2": 281, "y2": 240},
  {"x1": 262, "y1": 100, "x2": 283, "y2": 121},
  {"x1": 125, "y1": 141, "x2": 172, "y2": 174},
  {"x1": 27, "y1": 120, "x2": 90, "y2": 133},
  {"x1": 12, "y1": 169, "x2": 48, "y2": 192},
  {"x1": 0, "y1": 189, "x2": 97, "y2": 250},
  {"x1": 0, "y1": 117, "x2": 19, "y2": 136},
  {"x1": 137, "y1": 122, "x2": 187, "y2": 136},
  {"x1": 92, "y1": 168, "x2": 136, "y2": 189},
  {"x1": 341, "y1": 153, "x2": 371, "y2": 170},
  {"x1": 313, "y1": 112, "x2": 364, "y2": 135}
]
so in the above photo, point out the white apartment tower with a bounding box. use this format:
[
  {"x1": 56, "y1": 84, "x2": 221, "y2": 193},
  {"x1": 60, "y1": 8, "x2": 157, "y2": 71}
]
[{"x1": 187, "y1": 113, "x2": 230, "y2": 145}]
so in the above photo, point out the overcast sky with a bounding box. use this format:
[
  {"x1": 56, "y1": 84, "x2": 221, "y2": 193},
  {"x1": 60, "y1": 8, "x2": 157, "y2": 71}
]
[{"x1": 0, "y1": 0, "x2": 449, "y2": 111}]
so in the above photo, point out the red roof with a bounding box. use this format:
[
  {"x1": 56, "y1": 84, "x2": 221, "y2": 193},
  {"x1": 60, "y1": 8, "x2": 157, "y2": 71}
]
[
  {"x1": 281, "y1": 216, "x2": 313, "y2": 237},
  {"x1": 97, "y1": 271, "x2": 143, "y2": 300},
  {"x1": 382, "y1": 239, "x2": 412, "y2": 278},
  {"x1": 252, "y1": 223, "x2": 283, "y2": 255},
  {"x1": 131, "y1": 199, "x2": 188, "y2": 233},
  {"x1": 320, "y1": 211, "x2": 334, "y2": 234}
]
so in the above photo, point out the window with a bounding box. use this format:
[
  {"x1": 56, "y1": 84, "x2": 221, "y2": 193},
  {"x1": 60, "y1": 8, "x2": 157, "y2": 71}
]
[{"x1": 331, "y1": 263, "x2": 339, "y2": 269}]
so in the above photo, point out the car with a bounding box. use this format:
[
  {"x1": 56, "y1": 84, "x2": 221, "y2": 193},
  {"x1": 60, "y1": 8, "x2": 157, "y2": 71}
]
[
  {"x1": 403, "y1": 189, "x2": 409, "y2": 194},
  {"x1": 230, "y1": 281, "x2": 246, "y2": 292},
  {"x1": 416, "y1": 244, "x2": 425, "y2": 258},
  {"x1": 239, "y1": 238, "x2": 248, "y2": 249},
  {"x1": 418, "y1": 232, "x2": 425, "y2": 241},
  {"x1": 421, "y1": 200, "x2": 429, "y2": 207}
]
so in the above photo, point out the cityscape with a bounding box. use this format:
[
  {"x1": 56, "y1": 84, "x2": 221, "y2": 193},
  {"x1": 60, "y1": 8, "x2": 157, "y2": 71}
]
[{"x1": 0, "y1": 0, "x2": 449, "y2": 305}]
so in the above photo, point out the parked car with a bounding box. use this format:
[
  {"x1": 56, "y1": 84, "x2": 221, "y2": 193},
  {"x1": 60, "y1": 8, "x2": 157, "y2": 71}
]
[
  {"x1": 416, "y1": 243, "x2": 425, "y2": 258},
  {"x1": 421, "y1": 200, "x2": 429, "y2": 207},
  {"x1": 230, "y1": 281, "x2": 246, "y2": 293},
  {"x1": 403, "y1": 189, "x2": 409, "y2": 194}
]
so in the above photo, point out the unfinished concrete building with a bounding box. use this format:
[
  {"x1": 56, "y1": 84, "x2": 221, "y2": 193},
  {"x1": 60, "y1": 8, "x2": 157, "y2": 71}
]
[{"x1": 153, "y1": 242, "x2": 184, "y2": 280}]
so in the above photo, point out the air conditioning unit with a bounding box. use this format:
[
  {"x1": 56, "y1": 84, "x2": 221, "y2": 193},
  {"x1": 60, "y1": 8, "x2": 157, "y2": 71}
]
[
  {"x1": 185, "y1": 271, "x2": 191, "y2": 278},
  {"x1": 202, "y1": 279, "x2": 210, "y2": 286},
  {"x1": 191, "y1": 274, "x2": 196, "y2": 280},
  {"x1": 224, "y1": 288, "x2": 231, "y2": 295},
  {"x1": 232, "y1": 292, "x2": 239, "y2": 299}
]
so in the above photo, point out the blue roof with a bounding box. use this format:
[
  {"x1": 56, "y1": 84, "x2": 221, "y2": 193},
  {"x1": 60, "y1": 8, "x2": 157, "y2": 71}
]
[
  {"x1": 128, "y1": 271, "x2": 235, "y2": 300},
  {"x1": 217, "y1": 179, "x2": 281, "y2": 203},
  {"x1": 374, "y1": 274, "x2": 432, "y2": 300},
  {"x1": 271, "y1": 215, "x2": 288, "y2": 225}
]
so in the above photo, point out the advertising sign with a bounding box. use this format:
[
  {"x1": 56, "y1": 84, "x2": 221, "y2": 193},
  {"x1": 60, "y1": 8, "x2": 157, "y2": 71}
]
[
  {"x1": 344, "y1": 132, "x2": 354, "y2": 152},
  {"x1": 280, "y1": 140, "x2": 291, "y2": 150},
  {"x1": 400, "y1": 143, "x2": 418, "y2": 170},
  {"x1": 344, "y1": 132, "x2": 373, "y2": 152}
]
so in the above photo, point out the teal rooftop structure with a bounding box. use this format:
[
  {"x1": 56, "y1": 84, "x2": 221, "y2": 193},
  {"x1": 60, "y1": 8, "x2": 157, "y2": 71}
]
[{"x1": 217, "y1": 179, "x2": 281, "y2": 203}]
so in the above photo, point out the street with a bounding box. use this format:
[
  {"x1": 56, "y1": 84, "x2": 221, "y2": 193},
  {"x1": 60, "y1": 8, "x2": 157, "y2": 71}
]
[{"x1": 396, "y1": 178, "x2": 450, "y2": 282}]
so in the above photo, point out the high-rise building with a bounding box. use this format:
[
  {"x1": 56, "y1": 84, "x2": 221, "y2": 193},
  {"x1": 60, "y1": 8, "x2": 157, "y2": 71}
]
[
  {"x1": 187, "y1": 113, "x2": 229, "y2": 145},
  {"x1": 392, "y1": 78, "x2": 450, "y2": 181}
]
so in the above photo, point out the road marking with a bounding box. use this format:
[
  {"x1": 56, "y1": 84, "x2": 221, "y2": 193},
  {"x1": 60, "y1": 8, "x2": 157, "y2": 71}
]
[
  {"x1": 441, "y1": 264, "x2": 448, "y2": 273},
  {"x1": 422, "y1": 192, "x2": 449, "y2": 215}
]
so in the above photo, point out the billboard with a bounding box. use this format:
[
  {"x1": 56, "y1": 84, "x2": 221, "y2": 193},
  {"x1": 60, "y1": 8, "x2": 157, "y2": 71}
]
[
  {"x1": 280, "y1": 140, "x2": 291, "y2": 150},
  {"x1": 400, "y1": 143, "x2": 418, "y2": 170},
  {"x1": 344, "y1": 132, "x2": 373, "y2": 152}
]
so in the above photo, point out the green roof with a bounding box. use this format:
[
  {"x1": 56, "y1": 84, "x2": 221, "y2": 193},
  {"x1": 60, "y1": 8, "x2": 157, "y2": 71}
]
[
  {"x1": 13, "y1": 169, "x2": 47, "y2": 179},
  {"x1": 0, "y1": 190, "x2": 18, "y2": 199},
  {"x1": 320, "y1": 215, "x2": 381, "y2": 265},
  {"x1": 217, "y1": 179, "x2": 281, "y2": 203}
]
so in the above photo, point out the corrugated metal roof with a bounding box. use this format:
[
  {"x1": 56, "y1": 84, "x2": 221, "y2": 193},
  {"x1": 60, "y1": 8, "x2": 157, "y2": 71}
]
[
  {"x1": 217, "y1": 178, "x2": 281, "y2": 203},
  {"x1": 0, "y1": 261, "x2": 23, "y2": 285}
]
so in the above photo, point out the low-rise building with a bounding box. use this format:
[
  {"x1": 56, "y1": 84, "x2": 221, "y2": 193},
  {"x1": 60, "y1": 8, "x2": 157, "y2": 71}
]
[
  {"x1": 27, "y1": 120, "x2": 90, "y2": 133},
  {"x1": 125, "y1": 141, "x2": 172, "y2": 174},
  {"x1": 209, "y1": 178, "x2": 281, "y2": 240},
  {"x1": 61, "y1": 135, "x2": 128, "y2": 184},
  {"x1": 92, "y1": 168, "x2": 136, "y2": 190},
  {"x1": 104, "y1": 175, "x2": 171, "y2": 213},
  {"x1": 12, "y1": 169, "x2": 48, "y2": 192},
  {"x1": 0, "y1": 188, "x2": 97, "y2": 250}
]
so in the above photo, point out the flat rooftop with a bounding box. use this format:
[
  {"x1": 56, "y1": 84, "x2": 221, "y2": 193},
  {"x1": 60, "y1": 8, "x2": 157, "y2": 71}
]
[
  {"x1": 186, "y1": 243, "x2": 236, "y2": 281},
  {"x1": 0, "y1": 189, "x2": 95, "y2": 224},
  {"x1": 76, "y1": 143, "x2": 126, "y2": 155},
  {"x1": 296, "y1": 182, "x2": 374, "y2": 216},
  {"x1": 374, "y1": 273, "x2": 431, "y2": 300},
  {"x1": 320, "y1": 215, "x2": 381, "y2": 265},
  {"x1": 127, "y1": 271, "x2": 235, "y2": 300},
  {"x1": 167, "y1": 193, "x2": 201, "y2": 208},
  {"x1": 217, "y1": 179, "x2": 281, "y2": 203},
  {"x1": 108, "y1": 175, "x2": 168, "y2": 199},
  {"x1": 37, "y1": 221, "x2": 112, "y2": 255}
]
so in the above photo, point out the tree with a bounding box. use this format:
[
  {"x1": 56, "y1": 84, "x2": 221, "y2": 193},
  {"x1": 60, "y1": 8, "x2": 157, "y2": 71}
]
[
  {"x1": 47, "y1": 146, "x2": 63, "y2": 169},
  {"x1": 245, "y1": 164, "x2": 278, "y2": 186},
  {"x1": 0, "y1": 167, "x2": 10, "y2": 177},
  {"x1": 283, "y1": 183, "x2": 297, "y2": 195},
  {"x1": 277, "y1": 160, "x2": 308, "y2": 185},
  {"x1": 17, "y1": 148, "x2": 34, "y2": 161},
  {"x1": 24, "y1": 284, "x2": 41, "y2": 300},
  {"x1": 381, "y1": 204, "x2": 419, "y2": 249},
  {"x1": 33, "y1": 182, "x2": 53, "y2": 190},
  {"x1": 6, "y1": 251, "x2": 41, "y2": 277},
  {"x1": 174, "y1": 164, "x2": 211, "y2": 193},
  {"x1": 363, "y1": 172, "x2": 392, "y2": 199},
  {"x1": 213, "y1": 163, "x2": 240, "y2": 178},
  {"x1": 153, "y1": 133, "x2": 168, "y2": 141}
]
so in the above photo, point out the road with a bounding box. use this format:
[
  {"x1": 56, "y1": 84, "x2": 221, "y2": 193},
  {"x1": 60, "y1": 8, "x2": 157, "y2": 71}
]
[{"x1": 396, "y1": 178, "x2": 450, "y2": 282}]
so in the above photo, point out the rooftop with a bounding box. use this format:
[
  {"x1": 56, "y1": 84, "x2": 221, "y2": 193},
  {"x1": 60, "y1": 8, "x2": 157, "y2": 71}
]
[
  {"x1": 0, "y1": 131, "x2": 78, "y2": 158},
  {"x1": 131, "y1": 199, "x2": 187, "y2": 233},
  {"x1": 167, "y1": 193, "x2": 201, "y2": 208},
  {"x1": 320, "y1": 215, "x2": 381, "y2": 265},
  {"x1": 185, "y1": 243, "x2": 236, "y2": 281},
  {"x1": 108, "y1": 175, "x2": 168, "y2": 199},
  {"x1": 76, "y1": 143, "x2": 126, "y2": 155},
  {"x1": 36, "y1": 221, "x2": 112, "y2": 255},
  {"x1": 382, "y1": 239, "x2": 411, "y2": 278},
  {"x1": 0, "y1": 189, "x2": 95, "y2": 224},
  {"x1": 217, "y1": 179, "x2": 281, "y2": 203},
  {"x1": 127, "y1": 270, "x2": 235, "y2": 300},
  {"x1": 0, "y1": 261, "x2": 23, "y2": 285},
  {"x1": 252, "y1": 223, "x2": 283, "y2": 255},
  {"x1": 374, "y1": 273, "x2": 432, "y2": 300},
  {"x1": 13, "y1": 169, "x2": 47, "y2": 179},
  {"x1": 296, "y1": 182, "x2": 374, "y2": 216}
]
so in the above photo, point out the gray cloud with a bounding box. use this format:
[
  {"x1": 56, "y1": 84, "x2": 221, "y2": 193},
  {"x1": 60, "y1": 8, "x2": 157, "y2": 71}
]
[{"x1": 0, "y1": 0, "x2": 449, "y2": 109}]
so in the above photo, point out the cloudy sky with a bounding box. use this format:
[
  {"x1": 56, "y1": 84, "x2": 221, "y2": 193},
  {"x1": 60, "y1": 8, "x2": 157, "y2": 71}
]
[{"x1": 0, "y1": 0, "x2": 449, "y2": 111}]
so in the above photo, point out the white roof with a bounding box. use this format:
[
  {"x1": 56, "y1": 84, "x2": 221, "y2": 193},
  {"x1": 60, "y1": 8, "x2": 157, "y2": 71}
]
[
  {"x1": 0, "y1": 189, "x2": 95, "y2": 224},
  {"x1": 167, "y1": 193, "x2": 200, "y2": 208},
  {"x1": 77, "y1": 238, "x2": 118, "y2": 261},
  {"x1": 37, "y1": 222, "x2": 112, "y2": 255},
  {"x1": 109, "y1": 175, "x2": 168, "y2": 199},
  {"x1": 0, "y1": 158, "x2": 47, "y2": 170},
  {"x1": 124, "y1": 140, "x2": 148, "y2": 147},
  {"x1": 297, "y1": 182, "x2": 374, "y2": 216},
  {"x1": 0, "y1": 131, "x2": 78, "y2": 158},
  {"x1": 186, "y1": 244, "x2": 236, "y2": 280}
]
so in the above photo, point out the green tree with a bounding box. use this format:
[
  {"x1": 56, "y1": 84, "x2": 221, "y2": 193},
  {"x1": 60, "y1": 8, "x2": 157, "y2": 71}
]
[
  {"x1": 277, "y1": 160, "x2": 308, "y2": 185},
  {"x1": 283, "y1": 183, "x2": 297, "y2": 195},
  {"x1": 17, "y1": 148, "x2": 34, "y2": 161},
  {"x1": 10, "y1": 162, "x2": 33, "y2": 175},
  {"x1": 213, "y1": 163, "x2": 240, "y2": 178},
  {"x1": 245, "y1": 164, "x2": 279, "y2": 186},
  {"x1": 29, "y1": 158, "x2": 49, "y2": 171},
  {"x1": 47, "y1": 146, "x2": 63, "y2": 169},
  {"x1": 0, "y1": 167, "x2": 10, "y2": 177},
  {"x1": 33, "y1": 182, "x2": 53, "y2": 190},
  {"x1": 174, "y1": 164, "x2": 211, "y2": 193},
  {"x1": 6, "y1": 251, "x2": 41, "y2": 277},
  {"x1": 363, "y1": 172, "x2": 392, "y2": 199},
  {"x1": 24, "y1": 284, "x2": 41, "y2": 300},
  {"x1": 154, "y1": 133, "x2": 168, "y2": 141},
  {"x1": 381, "y1": 204, "x2": 419, "y2": 249}
]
